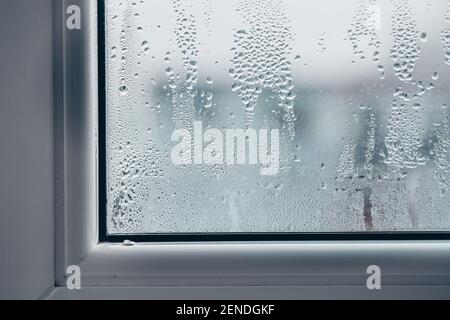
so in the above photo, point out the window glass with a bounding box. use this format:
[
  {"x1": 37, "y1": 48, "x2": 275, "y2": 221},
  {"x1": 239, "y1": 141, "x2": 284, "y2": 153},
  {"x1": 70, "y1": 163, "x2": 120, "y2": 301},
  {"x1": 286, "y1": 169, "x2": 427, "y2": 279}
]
[{"x1": 105, "y1": 0, "x2": 450, "y2": 234}]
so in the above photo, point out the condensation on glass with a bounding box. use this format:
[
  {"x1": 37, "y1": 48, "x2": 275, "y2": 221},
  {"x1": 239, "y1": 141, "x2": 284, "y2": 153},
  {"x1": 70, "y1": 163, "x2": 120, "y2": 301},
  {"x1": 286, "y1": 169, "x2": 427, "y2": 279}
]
[{"x1": 105, "y1": 0, "x2": 450, "y2": 234}]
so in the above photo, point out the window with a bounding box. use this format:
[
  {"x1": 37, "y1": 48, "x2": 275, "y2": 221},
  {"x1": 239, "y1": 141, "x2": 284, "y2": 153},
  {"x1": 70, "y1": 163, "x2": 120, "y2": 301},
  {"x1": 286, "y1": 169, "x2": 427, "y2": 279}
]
[{"x1": 99, "y1": 0, "x2": 450, "y2": 241}]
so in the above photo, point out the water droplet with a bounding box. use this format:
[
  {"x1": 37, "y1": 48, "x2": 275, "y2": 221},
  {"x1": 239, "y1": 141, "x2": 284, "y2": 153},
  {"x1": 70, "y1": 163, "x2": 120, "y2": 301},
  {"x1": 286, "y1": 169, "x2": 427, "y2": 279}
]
[
  {"x1": 119, "y1": 85, "x2": 128, "y2": 96},
  {"x1": 122, "y1": 240, "x2": 136, "y2": 246},
  {"x1": 420, "y1": 32, "x2": 427, "y2": 42}
]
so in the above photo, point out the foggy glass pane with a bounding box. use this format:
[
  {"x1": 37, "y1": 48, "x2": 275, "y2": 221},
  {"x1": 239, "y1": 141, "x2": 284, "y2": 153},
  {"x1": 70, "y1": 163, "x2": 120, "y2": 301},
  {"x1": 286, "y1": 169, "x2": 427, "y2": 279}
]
[{"x1": 105, "y1": 0, "x2": 450, "y2": 234}]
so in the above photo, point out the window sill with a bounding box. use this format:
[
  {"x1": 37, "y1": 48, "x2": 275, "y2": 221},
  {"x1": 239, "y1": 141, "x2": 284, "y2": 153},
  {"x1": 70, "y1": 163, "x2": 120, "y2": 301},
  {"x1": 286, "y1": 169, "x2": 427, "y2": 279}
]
[
  {"x1": 47, "y1": 284, "x2": 450, "y2": 300},
  {"x1": 72, "y1": 241, "x2": 450, "y2": 287}
]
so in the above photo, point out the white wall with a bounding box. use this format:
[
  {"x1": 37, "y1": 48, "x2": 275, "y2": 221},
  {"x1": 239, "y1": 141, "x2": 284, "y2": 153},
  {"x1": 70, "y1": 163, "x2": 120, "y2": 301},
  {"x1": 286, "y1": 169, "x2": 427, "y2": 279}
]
[{"x1": 0, "y1": 0, "x2": 54, "y2": 299}]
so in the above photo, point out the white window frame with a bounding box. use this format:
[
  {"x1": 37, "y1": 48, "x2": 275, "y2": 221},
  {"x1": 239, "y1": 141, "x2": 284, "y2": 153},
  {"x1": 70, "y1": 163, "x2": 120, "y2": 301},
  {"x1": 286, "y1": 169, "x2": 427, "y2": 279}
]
[{"x1": 48, "y1": 0, "x2": 450, "y2": 299}]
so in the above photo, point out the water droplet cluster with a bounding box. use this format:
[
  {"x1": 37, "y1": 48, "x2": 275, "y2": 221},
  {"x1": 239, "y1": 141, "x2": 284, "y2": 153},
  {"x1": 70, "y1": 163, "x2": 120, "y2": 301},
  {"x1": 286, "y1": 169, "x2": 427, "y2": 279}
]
[
  {"x1": 441, "y1": 0, "x2": 450, "y2": 65},
  {"x1": 384, "y1": 98, "x2": 426, "y2": 170},
  {"x1": 348, "y1": 0, "x2": 383, "y2": 78},
  {"x1": 230, "y1": 0, "x2": 297, "y2": 138},
  {"x1": 390, "y1": 0, "x2": 420, "y2": 82},
  {"x1": 431, "y1": 108, "x2": 450, "y2": 195},
  {"x1": 172, "y1": 0, "x2": 199, "y2": 92}
]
